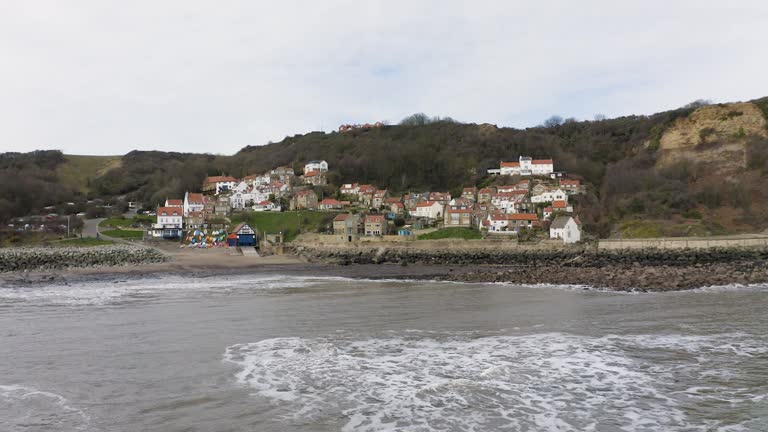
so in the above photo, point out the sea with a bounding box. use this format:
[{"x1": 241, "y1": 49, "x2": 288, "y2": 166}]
[{"x1": 1, "y1": 274, "x2": 766, "y2": 431}]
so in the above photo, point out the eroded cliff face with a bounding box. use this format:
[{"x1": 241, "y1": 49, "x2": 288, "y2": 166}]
[{"x1": 657, "y1": 102, "x2": 767, "y2": 173}]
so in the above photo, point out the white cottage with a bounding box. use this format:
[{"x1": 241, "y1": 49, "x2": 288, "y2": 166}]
[
  {"x1": 549, "y1": 216, "x2": 581, "y2": 244},
  {"x1": 304, "y1": 160, "x2": 329, "y2": 174},
  {"x1": 413, "y1": 201, "x2": 444, "y2": 220}
]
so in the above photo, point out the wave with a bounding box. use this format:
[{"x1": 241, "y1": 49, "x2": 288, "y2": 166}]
[
  {"x1": 0, "y1": 274, "x2": 381, "y2": 306},
  {"x1": 0, "y1": 384, "x2": 90, "y2": 432},
  {"x1": 223, "y1": 331, "x2": 767, "y2": 432}
]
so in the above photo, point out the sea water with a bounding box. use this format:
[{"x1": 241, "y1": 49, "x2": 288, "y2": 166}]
[{"x1": 1, "y1": 274, "x2": 766, "y2": 431}]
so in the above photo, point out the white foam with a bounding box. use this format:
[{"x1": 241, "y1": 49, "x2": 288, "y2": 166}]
[
  {"x1": 0, "y1": 384, "x2": 90, "y2": 431},
  {"x1": 223, "y1": 332, "x2": 767, "y2": 432},
  {"x1": 0, "y1": 274, "x2": 377, "y2": 306}
]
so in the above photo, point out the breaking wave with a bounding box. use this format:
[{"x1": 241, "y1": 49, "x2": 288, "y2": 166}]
[
  {"x1": 224, "y1": 332, "x2": 767, "y2": 431},
  {"x1": 0, "y1": 274, "x2": 378, "y2": 306},
  {"x1": 0, "y1": 384, "x2": 90, "y2": 432}
]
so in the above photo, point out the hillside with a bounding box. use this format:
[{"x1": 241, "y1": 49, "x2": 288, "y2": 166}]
[
  {"x1": 56, "y1": 154, "x2": 122, "y2": 194},
  {"x1": 2, "y1": 96, "x2": 767, "y2": 238}
]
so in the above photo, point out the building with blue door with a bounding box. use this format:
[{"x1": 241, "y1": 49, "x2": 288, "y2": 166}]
[{"x1": 232, "y1": 222, "x2": 256, "y2": 246}]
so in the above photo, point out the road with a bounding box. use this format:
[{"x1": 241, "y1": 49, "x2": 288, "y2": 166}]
[{"x1": 82, "y1": 218, "x2": 105, "y2": 238}]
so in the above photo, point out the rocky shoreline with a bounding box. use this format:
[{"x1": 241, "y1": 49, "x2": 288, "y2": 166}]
[
  {"x1": 0, "y1": 245, "x2": 169, "y2": 273},
  {"x1": 296, "y1": 246, "x2": 768, "y2": 291}
]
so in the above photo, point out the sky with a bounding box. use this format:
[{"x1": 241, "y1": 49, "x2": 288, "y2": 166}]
[{"x1": 1, "y1": 1, "x2": 767, "y2": 156}]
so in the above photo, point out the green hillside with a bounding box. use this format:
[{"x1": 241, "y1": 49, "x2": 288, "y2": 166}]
[
  {"x1": 56, "y1": 154, "x2": 122, "y2": 194},
  {"x1": 2, "y1": 96, "x2": 768, "y2": 238}
]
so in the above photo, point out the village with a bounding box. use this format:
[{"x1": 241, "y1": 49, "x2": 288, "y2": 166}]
[{"x1": 147, "y1": 155, "x2": 585, "y2": 248}]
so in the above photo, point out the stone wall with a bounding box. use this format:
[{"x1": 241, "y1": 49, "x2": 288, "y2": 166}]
[
  {"x1": 598, "y1": 236, "x2": 768, "y2": 250},
  {"x1": 0, "y1": 245, "x2": 169, "y2": 273}
]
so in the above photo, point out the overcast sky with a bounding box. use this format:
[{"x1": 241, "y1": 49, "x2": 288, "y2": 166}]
[{"x1": 2, "y1": 1, "x2": 767, "y2": 155}]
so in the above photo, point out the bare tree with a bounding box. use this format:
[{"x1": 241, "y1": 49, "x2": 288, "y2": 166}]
[{"x1": 542, "y1": 115, "x2": 564, "y2": 128}]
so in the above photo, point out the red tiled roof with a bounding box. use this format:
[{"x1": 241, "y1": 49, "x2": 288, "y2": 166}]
[
  {"x1": 205, "y1": 176, "x2": 238, "y2": 183},
  {"x1": 532, "y1": 159, "x2": 553, "y2": 164},
  {"x1": 305, "y1": 170, "x2": 320, "y2": 177},
  {"x1": 157, "y1": 207, "x2": 182, "y2": 217},
  {"x1": 186, "y1": 193, "x2": 204, "y2": 204},
  {"x1": 166, "y1": 199, "x2": 183, "y2": 206},
  {"x1": 365, "y1": 215, "x2": 385, "y2": 223},
  {"x1": 500, "y1": 161, "x2": 520, "y2": 168},
  {"x1": 295, "y1": 189, "x2": 315, "y2": 197},
  {"x1": 334, "y1": 214, "x2": 350, "y2": 222},
  {"x1": 256, "y1": 200, "x2": 272, "y2": 206},
  {"x1": 490, "y1": 213, "x2": 538, "y2": 221},
  {"x1": 479, "y1": 188, "x2": 495, "y2": 194},
  {"x1": 319, "y1": 198, "x2": 342, "y2": 205},
  {"x1": 416, "y1": 201, "x2": 439, "y2": 208},
  {"x1": 552, "y1": 200, "x2": 567, "y2": 209}
]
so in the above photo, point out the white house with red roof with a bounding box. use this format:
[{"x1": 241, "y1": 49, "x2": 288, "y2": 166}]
[
  {"x1": 531, "y1": 188, "x2": 568, "y2": 204},
  {"x1": 203, "y1": 176, "x2": 239, "y2": 195},
  {"x1": 491, "y1": 191, "x2": 527, "y2": 213},
  {"x1": 252, "y1": 200, "x2": 278, "y2": 212},
  {"x1": 490, "y1": 156, "x2": 554, "y2": 176},
  {"x1": 183, "y1": 192, "x2": 205, "y2": 216},
  {"x1": 165, "y1": 198, "x2": 183, "y2": 208},
  {"x1": 304, "y1": 160, "x2": 328, "y2": 175},
  {"x1": 485, "y1": 213, "x2": 539, "y2": 233},
  {"x1": 150, "y1": 206, "x2": 184, "y2": 239},
  {"x1": 559, "y1": 179, "x2": 581, "y2": 193},
  {"x1": 414, "y1": 201, "x2": 444, "y2": 220},
  {"x1": 340, "y1": 183, "x2": 360, "y2": 196},
  {"x1": 318, "y1": 198, "x2": 345, "y2": 210},
  {"x1": 543, "y1": 200, "x2": 572, "y2": 219}
]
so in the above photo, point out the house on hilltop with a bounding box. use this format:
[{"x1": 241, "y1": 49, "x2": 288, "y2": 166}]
[
  {"x1": 203, "y1": 176, "x2": 239, "y2": 195},
  {"x1": 490, "y1": 156, "x2": 554, "y2": 177},
  {"x1": 304, "y1": 160, "x2": 328, "y2": 175}
]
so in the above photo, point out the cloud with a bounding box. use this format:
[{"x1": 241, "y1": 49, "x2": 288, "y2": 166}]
[{"x1": 1, "y1": 1, "x2": 767, "y2": 155}]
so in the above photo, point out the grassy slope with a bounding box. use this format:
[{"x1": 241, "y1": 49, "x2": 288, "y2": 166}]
[
  {"x1": 230, "y1": 211, "x2": 338, "y2": 242},
  {"x1": 57, "y1": 154, "x2": 122, "y2": 194},
  {"x1": 417, "y1": 227, "x2": 482, "y2": 240}
]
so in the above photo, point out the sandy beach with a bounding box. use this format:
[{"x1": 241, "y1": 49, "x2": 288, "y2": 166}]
[{"x1": 0, "y1": 245, "x2": 470, "y2": 286}]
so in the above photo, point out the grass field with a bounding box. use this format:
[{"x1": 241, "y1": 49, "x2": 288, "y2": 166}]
[
  {"x1": 100, "y1": 229, "x2": 144, "y2": 240},
  {"x1": 57, "y1": 155, "x2": 122, "y2": 194},
  {"x1": 230, "y1": 211, "x2": 338, "y2": 242},
  {"x1": 417, "y1": 227, "x2": 482, "y2": 240},
  {"x1": 58, "y1": 237, "x2": 114, "y2": 246},
  {"x1": 99, "y1": 215, "x2": 156, "y2": 228},
  {"x1": 99, "y1": 217, "x2": 133, "y2": 228}
]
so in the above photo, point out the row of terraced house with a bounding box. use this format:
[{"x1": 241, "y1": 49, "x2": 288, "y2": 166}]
[{"x1": 150, "y1": 157, "x2": 583, "y2": 243}]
